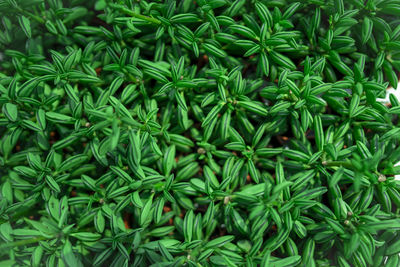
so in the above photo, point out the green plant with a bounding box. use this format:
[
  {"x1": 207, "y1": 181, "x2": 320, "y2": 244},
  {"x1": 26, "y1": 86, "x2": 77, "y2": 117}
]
[{"x1": 1, "y1": 0, "x2": 400, "y2": 266}]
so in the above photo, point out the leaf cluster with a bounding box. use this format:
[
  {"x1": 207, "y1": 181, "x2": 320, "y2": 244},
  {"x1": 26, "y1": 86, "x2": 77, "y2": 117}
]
[{"x1": 1, "y1": 0, "x2": 400, "y2": 266}]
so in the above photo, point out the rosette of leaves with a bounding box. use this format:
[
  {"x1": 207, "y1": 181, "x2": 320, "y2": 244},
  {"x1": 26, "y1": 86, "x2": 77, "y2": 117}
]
[{"x1": 1, "y1": 0, "x2": 400, "y2": 267}]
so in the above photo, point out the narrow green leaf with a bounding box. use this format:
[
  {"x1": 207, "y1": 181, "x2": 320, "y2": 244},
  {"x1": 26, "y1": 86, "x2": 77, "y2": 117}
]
[{"x1": 18, "y1": 16, "x2": 31, "y2": 38}]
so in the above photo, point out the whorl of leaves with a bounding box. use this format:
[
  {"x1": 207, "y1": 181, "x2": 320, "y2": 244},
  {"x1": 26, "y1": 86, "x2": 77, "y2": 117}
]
[{"x1": 1, "y1": 0, "x2": 400, "y2": 266}]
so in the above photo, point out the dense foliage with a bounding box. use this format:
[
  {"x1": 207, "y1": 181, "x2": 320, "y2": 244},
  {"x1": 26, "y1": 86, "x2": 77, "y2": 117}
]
[{"x1": 1, "y1": 0, "x2": 400, "y2": 266}]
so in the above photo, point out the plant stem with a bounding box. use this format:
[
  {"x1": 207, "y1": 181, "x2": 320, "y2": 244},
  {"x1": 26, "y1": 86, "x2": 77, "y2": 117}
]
[
  {"x1": 15, "y1": 7, "x2": 45, "y2": 24},
  {"x1": 322, "y1": 160, "x2": 353, "y2": 169},
  {"x1": 0, "y1": 236, "x2": 49, "y2": 249},
  {"x1": 110, "y1": 4, "x2": 161, "y2": 25}
]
